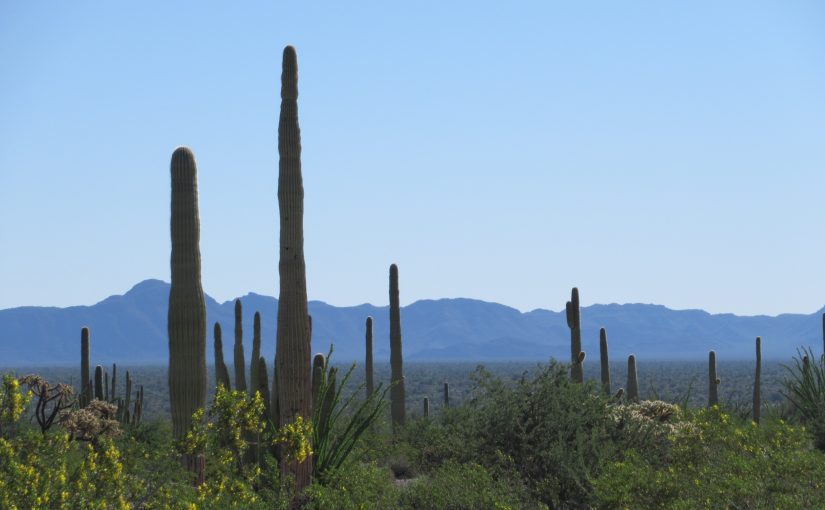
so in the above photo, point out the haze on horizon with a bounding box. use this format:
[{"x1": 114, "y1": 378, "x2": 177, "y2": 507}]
[{"x1": 1, "y1": 2, "x2": 824, "y2": 316}]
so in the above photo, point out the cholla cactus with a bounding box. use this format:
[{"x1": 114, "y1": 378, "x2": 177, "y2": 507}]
[
  {"x1": 60, "y1": 399, "x2": 121, "y2": 447},
  {"x1": 19, "y1": 374, "x2": 75, "y2": 434}
]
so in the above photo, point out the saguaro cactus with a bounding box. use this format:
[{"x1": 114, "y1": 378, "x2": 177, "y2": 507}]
[
  {"x1": 94, "y1": 365, "x2": 103, "y2": 401},
  {"x1": 80, "y1": 327, "x2": 91, "y2": 406},
  {"x1": 423, "y1": 397, "x2": 429, "y2": 418},
  {"x1": 111, "y1": 363, "x2": 117, "y2": 402},
  {"x1": 168, "y1": 146, "x2": 208, "y2": 440},
  {"x1": 250, "y1": 311, "x2": 262, "y2": 398},
  {"x1": 214, "y1": 322, "x2": 231, "y2": 389},
  {"x1": 274, "y1": 45, "x2": 312, "y2": 489},
  {"x1": 365, "y1": 316, "x2": 374, "y2": 398},
  {"x1": 566, "y1": 288, "x2": 585, "y2": 383},
  {"x1": 312, "y1": 353, "x2": 326, "y2": 406},
  {"x1": 708, "y1": 350, "x2": 720, "y2": 408},
  {"x1": 234, "y1": 299, "x2": 247, "y2": 392},
  {"x1": 444, "y1": 381, "x2": 449, "y2": 408},
  {"x1": 389, "y1": 263, "x2": 406, "y2": 428},
  {"x1": 599, "y1": 327, "x2": 610, "y2": 395},
  {"x1": 753, "y1": 337, "x2": 761, "y2": 424},
  {"x1": 626, "y1": 355, "x2": 639, "y2": 403}
]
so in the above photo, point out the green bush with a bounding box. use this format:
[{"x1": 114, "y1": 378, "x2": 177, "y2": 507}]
[
  {"x1": 399, "y1": 460, "x2": 540, "y2": 510},
  {"x1": 592, "y1": 406, "x2": 825, "y2": 509},
  {"x1": 303, "y1": 461, "x2": 399, "y2": 509}
]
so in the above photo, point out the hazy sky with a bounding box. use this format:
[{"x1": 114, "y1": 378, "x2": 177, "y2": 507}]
[{"x1": 1, "y1": 1, "x2": 824, "y2": 315}]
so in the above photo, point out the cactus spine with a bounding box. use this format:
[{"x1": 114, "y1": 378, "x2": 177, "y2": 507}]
[
  {"x1": 389, "y1": 263, "x2": 406, "y2": 428},
  {"x1": 274, "y1": 45, "x2": 312, "y2": 488},
  {"x1": 365, "y1": 316, "x2": 374, "y2": 398},
  {"x1": 599, "y1": 327, "x2": 610, "y2": 395},
  {"x1": 94, "y1": 365, "x2": 103, "y2": 401},
  {"x1": 708, "y1": 350, "x2": 720, "y2": 408},
  {"x1": 250, "y1": 311, "x2": 262, "y2": 398},
  {"x1": 80, "y1": 327, "x2": 91, "y2": 407},
  {"x1": 566, "y1": 287, "x2": 585, "y2": 383},
  {"x1": 234, "y1": 299, "x2": 247, "y2": 392},
  {"x1": 214, "y1": 322, "x2": 231, "y2": 389},
  {"x1": 626, "y1": 355, "x2": 639, "y2": 403},
  {"x1": 168, "y1": 146, "x2": 208, "y2": 440},
  {"x1": 753, "y1": 337, "x2": 761, "y2": 424}
]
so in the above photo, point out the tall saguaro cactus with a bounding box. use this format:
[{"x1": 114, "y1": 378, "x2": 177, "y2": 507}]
[
  {"x1": 753, "y1": 337, "x2": 761, "y2": 424},
  {"x1": 566, "y1": 287, "x2": 585, "y2": 383},
  {"x1": 365, "y1": 316, "x2": 374, "y2": 398},
  {"x1": 708, "y1": 350, "x2": 721, "y2": 408},
  {"x1": 708, "y1": 350, "x2": 720, "y2": 408},
  {"x1": 80, "y1": 327, "x2": 91, "y2": 406},
  {"x1": 389, "y1": 263, "x2": 406, "y2": 428},
  {"x1": 250, "y1": 311, "x2": 262, "y2": 398},
  {"x1": 599, "y1": 327, "x2": 610, "y2": 395},
  {"x1": 626, "y1": 355, "x2": 639, "y2": 403},
  {"x1": 168, "y1": 146, "x2": 208, "y2": 440},
  {"x1": 274, "y1": 45, "x2": 312, "y2": 489},
  {"x1": 234, "y1": 299, "x2": 247, "y2": 392},
  {"x1": 214, "y1": 322, "x2": 231, "y2": 389}
]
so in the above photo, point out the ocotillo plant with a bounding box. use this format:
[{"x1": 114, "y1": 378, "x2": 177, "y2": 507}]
[
  {"x1": 566, "y1": 287, "x2": 585, "y2": 383},
  {"x1": 753, "y1": 337, "x2": 761, "y2": 424},
  {"x1": 250, "y1": 311, "x2": 262, "y2": 398},
  {"x1": 444, "y1": 381, "x2": 449, "y2": 408},
  {"x1": 168, "y1": 146, "x2": 208, "y2": 440},
  {"x1": 80, "y1": 327, "x2": 91, "y2": 407},
  {"x1": 599, "y1": 327, "x2": 610, "y2": 395},
  {"x1": 274, "y1": 45, "x2": 312, "y2": 489},
  {"x1": 365, "y1": 316, "x2": 374, "y2": 398},
  {"x1": 708, "y1": 350, "x2": 720, "y2": 408},
  {"x1": 94, "y1": 365, "x2": 103, "y2": 401},
  {"x1": 626, "y1": 355, "x2": 639, "y2": 402},
  {"x1": 389, "y1": 263, "x2": 406, "y2": 428},
  {"x1": 214, "y1": 323, "x2": 231, "y2": 390},
  {"x1": 234, "y1": 299, "x2": 247, "y2": 392}
]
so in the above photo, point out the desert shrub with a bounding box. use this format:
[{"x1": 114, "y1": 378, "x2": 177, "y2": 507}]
[
  {"x1": 459, "y1": 362, "x2": 616, "y2": 507},
  {"x1": 303, "y1": 461, "x2": 399, "y2": 510},
  {"x1": 592, "y1": 406, "x2": 825, "y2": 509},
  {"x1": 399, "y1": 460, "x2": 541, "y2": 510}
]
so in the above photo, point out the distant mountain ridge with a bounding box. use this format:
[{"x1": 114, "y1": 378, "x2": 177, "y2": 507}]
[{"x1": 0, "y1": 279, "x2": 822, "y2": 366}]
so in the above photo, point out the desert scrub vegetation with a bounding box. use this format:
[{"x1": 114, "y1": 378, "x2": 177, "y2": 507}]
[{"x1": 2, "y1": 355, "x2": 825, "y2": 509}]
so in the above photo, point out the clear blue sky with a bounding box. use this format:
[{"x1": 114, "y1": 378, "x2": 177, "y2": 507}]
[{"x1": 1, "y1": 1, "x2": 824, "y2": 315}]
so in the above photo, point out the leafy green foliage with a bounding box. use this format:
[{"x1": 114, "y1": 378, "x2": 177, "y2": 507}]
[
  {"x1": 781, "y1": 346, "x2": 825, "y2": 450},
  {"x1": 311, "y1": 350, "x2": 389, "y2": 484},
  {"x1": 592, "y1": 406, "x2": 825, "y2": 508}
]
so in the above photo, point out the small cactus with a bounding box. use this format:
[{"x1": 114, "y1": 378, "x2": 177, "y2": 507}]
[
  {"x1": 365, "y1": 316, "x2": 374, "y2": 398},
  {"x1": 599, "y1": 327, "x2": 611, "y2": 395},
  {"x1": 708, "y1": 351, "x2": 720, "y2": 408},
  {"x1": 626, "y1": 355, "x2": 639, "y2": 403},
  {"x1": 80, "y1": 327, "x2": 91, "y2": 407},
  {"x1": 753, "y1": 337, "x2": 761, "y2": 424},
  {"x1": 566, "y1": 288, "x2": 584, "y2": 383}
]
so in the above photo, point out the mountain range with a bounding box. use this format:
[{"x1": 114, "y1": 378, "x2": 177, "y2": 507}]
[{"x1": 1, "y1": 279, "x2": 822, "y2": 366}]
